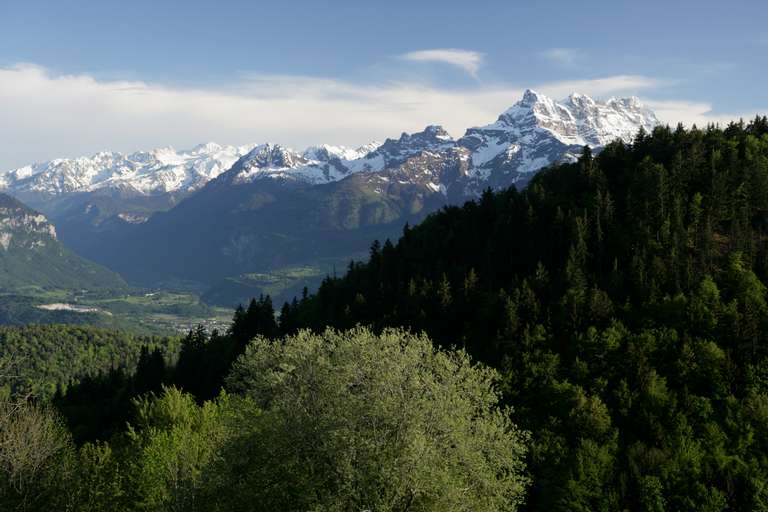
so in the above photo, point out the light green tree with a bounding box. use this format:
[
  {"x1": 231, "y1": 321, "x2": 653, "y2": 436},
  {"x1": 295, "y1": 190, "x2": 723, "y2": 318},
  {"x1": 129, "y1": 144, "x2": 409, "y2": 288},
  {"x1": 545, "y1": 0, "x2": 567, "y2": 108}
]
[
  {"x1": 123, "y1": 386, "x2": 232, "y2": 512},
  {"x1": 221, "y1": 326, "x2": 530, "y2": 512},
  {"x1": 70, "y1": 442, "x2": 126, "y2": 512}
]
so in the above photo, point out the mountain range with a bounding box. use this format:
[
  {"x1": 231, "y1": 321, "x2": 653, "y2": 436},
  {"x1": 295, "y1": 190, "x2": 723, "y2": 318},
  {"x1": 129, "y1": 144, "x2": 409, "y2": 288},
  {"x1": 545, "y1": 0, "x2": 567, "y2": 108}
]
[{"x1": 0, "y1": 90, "x2": 659, "y2": 305}]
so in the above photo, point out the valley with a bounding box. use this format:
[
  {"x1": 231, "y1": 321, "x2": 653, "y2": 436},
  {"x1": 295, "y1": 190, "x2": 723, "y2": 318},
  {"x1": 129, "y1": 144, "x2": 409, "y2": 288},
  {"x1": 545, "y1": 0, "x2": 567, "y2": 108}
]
[{"x1": 0, "y1": 286, "x2": 232, "y2": 334}]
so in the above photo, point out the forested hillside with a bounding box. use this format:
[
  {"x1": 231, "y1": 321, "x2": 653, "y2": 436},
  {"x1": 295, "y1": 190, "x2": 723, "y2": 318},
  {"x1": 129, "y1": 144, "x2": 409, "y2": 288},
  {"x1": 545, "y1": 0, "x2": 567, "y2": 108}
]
[
  {"x1": 280, "y1": 118, "x2": 768, "y2": 510},
  {"x1": 0, "y1": 193, "x2": 126, "y2": 292},
  {"x1": 4, "y1": 119, "x2": 768, "y2": 511},
  {"x1": 0, "y1": 324, "x2": 178, "y2": 399},
  {"x1": 1, "y1": 328, "x2": 526, "y2": 511}
]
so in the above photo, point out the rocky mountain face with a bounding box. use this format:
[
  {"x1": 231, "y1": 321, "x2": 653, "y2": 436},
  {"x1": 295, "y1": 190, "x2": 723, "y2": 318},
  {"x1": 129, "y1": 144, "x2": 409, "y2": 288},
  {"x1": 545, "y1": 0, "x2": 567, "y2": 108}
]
[
  {"x1": 0, "y1": 194, "x2": 125, "y2": 291},
  {"x1": 457, "y1": 90, "x2": 659, "y2": 191},
  {"x1": 0, "y1": 90, "x2": 659, "y2": 301},
  {"x1": 0, "y1": 195, "x2": 58, "y2": 251}
]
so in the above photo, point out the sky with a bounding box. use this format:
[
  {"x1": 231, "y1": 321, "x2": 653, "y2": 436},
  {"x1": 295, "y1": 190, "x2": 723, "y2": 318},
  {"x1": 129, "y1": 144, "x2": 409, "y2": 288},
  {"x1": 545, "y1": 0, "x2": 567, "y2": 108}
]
[{"x1": 0, "y1": 0, "x2": 766, "y2": 169}]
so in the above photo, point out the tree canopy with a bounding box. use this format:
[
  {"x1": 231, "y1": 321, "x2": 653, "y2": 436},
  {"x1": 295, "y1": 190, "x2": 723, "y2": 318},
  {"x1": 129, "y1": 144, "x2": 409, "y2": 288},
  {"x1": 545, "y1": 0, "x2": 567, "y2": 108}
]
[
  {"x1": 222, "y1": 327, "x2": 529, "y2": 511},
  {"x1": 1, "y1": 328, "x2": 528, "y2": 511}
]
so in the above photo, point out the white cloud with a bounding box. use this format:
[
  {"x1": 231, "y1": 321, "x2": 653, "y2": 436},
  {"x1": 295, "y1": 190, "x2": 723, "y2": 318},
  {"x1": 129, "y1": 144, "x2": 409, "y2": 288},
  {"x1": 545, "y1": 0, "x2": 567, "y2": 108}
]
[
  {"x1": 399, "y1": 49, "x2": 484, "y2": 78},
  {"x1": 644, "y1": 99, "x2": 766, "y2": 127},
  {"x1": 534, "y1": 75, "x2": 666, "y2": 99},
  {"x1": 542, "y1": 48, "x2": 583, "y2": 67},
  {"x1": 0, "y1": 63, "x2": 750, "y2": 170}
]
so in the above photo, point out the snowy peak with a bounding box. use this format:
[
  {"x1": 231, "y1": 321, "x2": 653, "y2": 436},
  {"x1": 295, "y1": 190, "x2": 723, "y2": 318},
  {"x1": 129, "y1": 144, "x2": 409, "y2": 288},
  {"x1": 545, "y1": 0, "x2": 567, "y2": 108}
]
[
  {"x1": 240, "y1": 144, "x2": 308, "y2": 170},
  {"x1": 457, "y1": 89, "x2": 659, "y2": 182},
  {"x1": 230, "y1": 143, "x2": 368, "y2": 185},
  {"x1": 302, "y1": 142, "x2": 381, "y2": 163},
  {"x1": 228, "y1": 124, "x2": 460, "y2": 187},
  {"x1": 566, "y1": 92, "x2": 597, "y2": 109},
  {"x1": 491, "y1": 89, "x2": 658, "y2": 147},
  {"x1": 562, "y1": 93, "x2": 657, "y2": 146},
  {"x1": 359, "y1": 125, "x2": 455, "y2": 171},
  {"x1": 497, "y1": 89, "x2": 571, "y2": 125},
  {"x1": 190, "y1": 142, "x2": 225, "y2": 154},
  {"x1": 381, "y1": 124, "x2": 454, "y2": 153},
  {"x1": 1, "y1": 143, "x2": 255, "y2": 197}
]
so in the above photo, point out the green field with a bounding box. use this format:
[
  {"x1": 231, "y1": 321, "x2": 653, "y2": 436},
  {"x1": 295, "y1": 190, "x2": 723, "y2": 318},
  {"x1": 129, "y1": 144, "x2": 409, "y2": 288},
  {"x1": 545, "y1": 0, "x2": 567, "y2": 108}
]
[
  {"x1": 0, "y1": 258, "x2": 367, "y2": 334},
  {"x1": 0, "y1": 288, "x2": 234, "y2": 335}
]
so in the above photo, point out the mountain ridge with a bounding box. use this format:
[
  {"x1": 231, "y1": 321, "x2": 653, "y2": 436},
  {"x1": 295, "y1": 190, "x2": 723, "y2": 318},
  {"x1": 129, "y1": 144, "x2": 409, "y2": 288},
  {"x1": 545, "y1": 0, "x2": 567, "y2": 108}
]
[
  {"x1": 0, "y1": 90, "x2": 660, "y2": 300},
  {"x1": 2, "y1": 89, "x2": 658, "y2": 202}
]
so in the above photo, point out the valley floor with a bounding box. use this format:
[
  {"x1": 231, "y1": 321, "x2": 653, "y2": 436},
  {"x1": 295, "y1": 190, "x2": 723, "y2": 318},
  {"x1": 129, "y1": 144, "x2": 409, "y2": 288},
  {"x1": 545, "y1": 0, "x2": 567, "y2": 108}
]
[{"x1": 0, "y1": 287, "x2": 233, "y2": 335}]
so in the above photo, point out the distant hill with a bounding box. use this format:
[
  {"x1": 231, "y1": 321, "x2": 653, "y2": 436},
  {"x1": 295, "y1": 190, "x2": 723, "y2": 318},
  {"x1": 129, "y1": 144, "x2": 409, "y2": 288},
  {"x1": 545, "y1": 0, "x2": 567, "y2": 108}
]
[{"x1": 0, "y1": 193, "x2": 126, "y2": 291}]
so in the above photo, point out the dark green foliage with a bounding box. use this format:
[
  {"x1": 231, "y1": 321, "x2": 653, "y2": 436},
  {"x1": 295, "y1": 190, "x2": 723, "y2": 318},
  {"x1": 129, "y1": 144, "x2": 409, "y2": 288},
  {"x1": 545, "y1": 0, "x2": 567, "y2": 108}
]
[
  {"x1": 54, "y1": 367, "x2": 137, "y2": 444},
  {"x1": 0, "y1": 324, "x2": 178, "y2": 399},
  {"x1": 173, "y1": 325, "x2": 226, "y2": 401},
  {"x1": 7, "y1": 118, "x2": 768, "y2": 510},
  {"x1": 231, "y1": 295, "x2": 278, "y2": 349},
  {"x1": 173, "y1": 295, "x2": 277, "y2": 401},
  {"x1": 0, "y1": 324, "x2": 176, "y2": 444},
  {"x1": 133, "y1": 346, "x2": 166, "y2": 397},
  {"x1": 281, "y1": 119, "x2": 768, "y2": 510},
  {"x1": 2, "y1": 329, "x2": 528, "y2": 511}
]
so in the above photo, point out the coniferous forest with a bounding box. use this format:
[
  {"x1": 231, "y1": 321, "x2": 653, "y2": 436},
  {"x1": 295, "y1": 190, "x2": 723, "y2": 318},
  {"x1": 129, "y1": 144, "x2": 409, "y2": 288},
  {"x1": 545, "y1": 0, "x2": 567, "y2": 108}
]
[{"x1": 4, "y1": 119, "x2": 768, "y2": 510}]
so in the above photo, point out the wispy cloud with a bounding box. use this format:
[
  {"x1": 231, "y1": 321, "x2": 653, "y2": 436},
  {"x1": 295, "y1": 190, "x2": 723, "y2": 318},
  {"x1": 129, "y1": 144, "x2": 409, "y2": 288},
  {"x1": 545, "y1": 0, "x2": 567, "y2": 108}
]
[
  {"x1": 399, "y1": 49, "x2": 484, "y2": 78},
  {"x1": 534, "y1": 75, "x2": 666, "y2": 98},
  {"x1": 644, "y1": 99, "x2": 765, "y2": 127},
  {"x1": 0, "y1": 63, "x2": 749, "y2": 170},
  {"x1": 542, "y1": 48, "x2": 584, "y2": 67}
]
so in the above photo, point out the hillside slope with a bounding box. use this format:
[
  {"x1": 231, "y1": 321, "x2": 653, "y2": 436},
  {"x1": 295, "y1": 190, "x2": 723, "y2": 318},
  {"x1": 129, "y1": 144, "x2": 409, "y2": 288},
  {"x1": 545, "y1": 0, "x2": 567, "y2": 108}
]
[
  {"x1": 283, "y1": 118, "x2": 768, "y2": 511},
  {"x1": 0, "y1": 193, "x2": 126, "y2": 291}
]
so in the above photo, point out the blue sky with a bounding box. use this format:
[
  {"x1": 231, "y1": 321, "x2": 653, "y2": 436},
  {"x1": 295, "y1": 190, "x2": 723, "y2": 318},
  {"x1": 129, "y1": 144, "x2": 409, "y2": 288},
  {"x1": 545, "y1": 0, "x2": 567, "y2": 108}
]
[{"x1": 0, "y1": 0, "x2": 766, "y2": 168}]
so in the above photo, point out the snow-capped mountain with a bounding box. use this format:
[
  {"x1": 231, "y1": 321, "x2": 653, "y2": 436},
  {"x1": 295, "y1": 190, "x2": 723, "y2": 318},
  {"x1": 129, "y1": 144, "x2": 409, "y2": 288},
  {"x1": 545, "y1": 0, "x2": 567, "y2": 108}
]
[
  {"x1": 1, "y1": 89, "x2": 659, "y2": 285},
  {"x1": 225, "y1": 125, "x2": 462, "y2": 186},
  {"x1": 458, "y1": 89, "x2": 658, "y2": 185},
  {"x1": 302, "y1": 142, "x2": 381, "y2": 164},
  {"x1": 229, "y1": 141, "x2": 382, "y2": 185},
  {"x1": 219, "y1": 89, "x2": 657, "y2": 195},
  {"x1": 0, "y1": 143, "x2": 255, "y2": 198},
  {"x1": 352, "y1": 125, "x2": 455, "y2": 171},
  {"x1": 2, "y1": 89, "x2": 658, "y2": 203}
]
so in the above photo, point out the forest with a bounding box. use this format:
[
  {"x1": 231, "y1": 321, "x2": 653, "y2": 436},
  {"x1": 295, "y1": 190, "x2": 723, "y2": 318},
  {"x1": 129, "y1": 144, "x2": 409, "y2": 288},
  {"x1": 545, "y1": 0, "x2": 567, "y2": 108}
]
[{"x1": 4, "y1": 118, "x2": 768, "y2": 511}]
